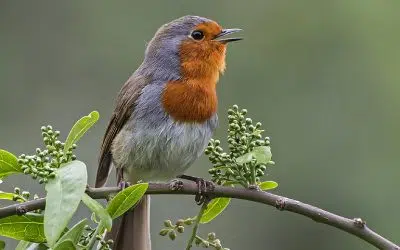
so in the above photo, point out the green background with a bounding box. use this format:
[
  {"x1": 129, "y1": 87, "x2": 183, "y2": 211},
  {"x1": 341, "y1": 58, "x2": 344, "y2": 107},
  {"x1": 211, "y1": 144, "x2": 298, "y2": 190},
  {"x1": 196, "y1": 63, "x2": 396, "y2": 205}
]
[{"x1": 1, "y1": 1, "x2": 400, "y2": 249}]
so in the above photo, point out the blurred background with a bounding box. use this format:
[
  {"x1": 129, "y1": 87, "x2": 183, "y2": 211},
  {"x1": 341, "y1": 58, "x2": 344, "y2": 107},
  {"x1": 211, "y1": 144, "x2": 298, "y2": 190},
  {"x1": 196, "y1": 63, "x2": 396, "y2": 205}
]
[{"x1": 1, "y1": 1, "x2": 400, "y2": 249}]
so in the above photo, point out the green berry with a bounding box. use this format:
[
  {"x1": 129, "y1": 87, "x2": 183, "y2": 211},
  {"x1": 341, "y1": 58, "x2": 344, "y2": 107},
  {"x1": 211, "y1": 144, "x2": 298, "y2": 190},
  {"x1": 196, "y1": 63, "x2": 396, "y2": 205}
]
[
  {"x1": 177, "y1": 226, "x2": 184, "y2": 233},
  {"x1": 168, "y1": 231, "x2": 176, "y2": 240},
  {"x1": 159, "y1": 229, "x2": 169, "y2": 236},
  {"x1": 163, "y1": 220, "x2": 173, "y2": 227},
  {"x1": 175, "y1": 219, "x2": 184, "y2": 226},
  {"x1": 208, "y1": 232, "x2": 216, "y2": 240}
]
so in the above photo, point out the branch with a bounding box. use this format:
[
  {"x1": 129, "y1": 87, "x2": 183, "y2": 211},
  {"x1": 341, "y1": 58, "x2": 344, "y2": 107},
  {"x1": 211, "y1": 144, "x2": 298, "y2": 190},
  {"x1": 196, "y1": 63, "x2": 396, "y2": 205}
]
[{"x1": 0, "y1": 181, "x2": 397, "y2": 249}]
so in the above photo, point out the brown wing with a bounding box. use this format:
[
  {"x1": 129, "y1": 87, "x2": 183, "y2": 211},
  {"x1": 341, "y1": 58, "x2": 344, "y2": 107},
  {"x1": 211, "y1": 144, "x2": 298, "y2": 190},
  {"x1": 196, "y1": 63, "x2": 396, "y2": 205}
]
[{"x1": 95, "y1": 74, "x2": 150, "y2": 187}]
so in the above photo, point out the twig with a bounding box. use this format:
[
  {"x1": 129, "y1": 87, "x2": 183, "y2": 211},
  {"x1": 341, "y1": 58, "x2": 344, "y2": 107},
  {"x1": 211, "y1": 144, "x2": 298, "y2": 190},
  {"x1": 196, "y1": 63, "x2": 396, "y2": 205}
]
[
  {"x1": 186, "y1": 201, "x2": 209, "y2": 250},
  {"x1": 0, "y1": 181, "x2": 398, "y2": 249}
]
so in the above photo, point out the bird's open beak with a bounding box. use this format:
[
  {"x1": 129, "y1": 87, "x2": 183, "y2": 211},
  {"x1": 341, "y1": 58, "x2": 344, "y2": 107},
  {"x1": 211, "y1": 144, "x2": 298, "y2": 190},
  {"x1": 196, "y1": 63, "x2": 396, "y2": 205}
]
[{"x1": 214, "y1": 28, "x2": 243, "y2": 43}]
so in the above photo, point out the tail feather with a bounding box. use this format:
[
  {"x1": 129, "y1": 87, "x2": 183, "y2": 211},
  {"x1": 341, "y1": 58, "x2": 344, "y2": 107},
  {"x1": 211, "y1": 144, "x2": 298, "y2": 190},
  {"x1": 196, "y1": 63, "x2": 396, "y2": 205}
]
[{"x1": 107, "y1": 195, "x2": 151, "y2": 250}]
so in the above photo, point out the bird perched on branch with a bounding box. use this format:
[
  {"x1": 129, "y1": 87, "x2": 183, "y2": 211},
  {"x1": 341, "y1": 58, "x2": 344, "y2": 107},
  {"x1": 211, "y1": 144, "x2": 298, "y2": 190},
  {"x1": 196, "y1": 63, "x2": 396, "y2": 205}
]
[{"x1": 96, "y1": 15, "x2": 242, "y2": 250}]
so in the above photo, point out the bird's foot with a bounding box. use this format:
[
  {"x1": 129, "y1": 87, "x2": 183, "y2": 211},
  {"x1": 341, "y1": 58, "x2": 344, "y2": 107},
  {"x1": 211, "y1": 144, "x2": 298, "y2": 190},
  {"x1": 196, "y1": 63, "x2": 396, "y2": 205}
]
[
  {"x1": 177, "y1": 174, "x2": 215, "y2": 205},
  {"x1": 169, "y1": 179, "x2": 184, "y2": 191},
  {"x1": 118, "y1": 181, "x2": 131, "y2": 190}
]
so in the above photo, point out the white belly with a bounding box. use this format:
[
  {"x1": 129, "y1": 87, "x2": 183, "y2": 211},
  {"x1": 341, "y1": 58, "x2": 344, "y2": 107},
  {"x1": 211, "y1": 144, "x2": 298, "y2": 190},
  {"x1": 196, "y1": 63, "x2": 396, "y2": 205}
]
[{"x1": 112, "y1": 116, "x2": 217, "y2": 183}]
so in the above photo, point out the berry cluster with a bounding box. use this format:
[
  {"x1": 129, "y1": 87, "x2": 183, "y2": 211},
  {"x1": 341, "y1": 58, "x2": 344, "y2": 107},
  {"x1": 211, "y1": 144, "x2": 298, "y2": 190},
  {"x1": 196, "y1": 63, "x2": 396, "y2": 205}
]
[
  {"x1": 194, "y1": 232, "x2": 229, "y2": 250},
  {"x1": 159, "y1": 218, "x2": 193, "y2": 240},
  {"x1": 79, "y1": 225, "x2": 113, "y2": 250},
  {"x1": 206, "y1": 105, "x2": 274, "y2": 187},
  {"x1": 160, "y1": 218, "x2": 229, "y2": 250},
  {"x1": 17, "y1": 125, "x2": 77, "y2": 184}
]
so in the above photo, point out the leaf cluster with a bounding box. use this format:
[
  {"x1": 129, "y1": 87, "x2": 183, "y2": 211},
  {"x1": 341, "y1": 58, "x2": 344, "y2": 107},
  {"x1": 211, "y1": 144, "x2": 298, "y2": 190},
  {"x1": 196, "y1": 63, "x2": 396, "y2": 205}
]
[{"x1": 0, "y1": 111, "x2": 149, "y2": 250}]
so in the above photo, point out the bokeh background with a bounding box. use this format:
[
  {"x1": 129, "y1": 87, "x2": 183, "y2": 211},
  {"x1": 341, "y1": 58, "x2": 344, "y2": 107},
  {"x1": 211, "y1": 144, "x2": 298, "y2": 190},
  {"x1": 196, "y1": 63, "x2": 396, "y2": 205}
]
[{"x1": 1, "y1": 1, "x2": 400, "y2": 249}]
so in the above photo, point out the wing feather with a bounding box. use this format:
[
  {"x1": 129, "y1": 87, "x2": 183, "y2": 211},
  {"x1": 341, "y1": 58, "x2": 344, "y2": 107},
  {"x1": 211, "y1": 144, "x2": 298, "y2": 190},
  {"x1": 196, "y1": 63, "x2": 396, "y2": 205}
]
[{"x1": 95, "y1": 74, "x2": 150, "y2": 187}]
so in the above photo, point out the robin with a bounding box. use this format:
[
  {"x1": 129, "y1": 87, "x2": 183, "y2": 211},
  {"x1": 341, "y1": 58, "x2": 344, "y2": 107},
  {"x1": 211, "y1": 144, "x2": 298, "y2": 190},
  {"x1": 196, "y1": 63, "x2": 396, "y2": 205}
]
[{"x1": 96, "y1": 15, "x2": 242, "y2": 250}]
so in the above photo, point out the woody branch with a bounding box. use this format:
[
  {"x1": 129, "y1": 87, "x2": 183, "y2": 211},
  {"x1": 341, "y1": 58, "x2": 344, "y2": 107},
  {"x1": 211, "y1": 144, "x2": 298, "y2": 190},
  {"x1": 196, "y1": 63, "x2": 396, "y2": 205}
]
[{"x1": 0, "y1": 181, "x2": 398, "y2": 250}]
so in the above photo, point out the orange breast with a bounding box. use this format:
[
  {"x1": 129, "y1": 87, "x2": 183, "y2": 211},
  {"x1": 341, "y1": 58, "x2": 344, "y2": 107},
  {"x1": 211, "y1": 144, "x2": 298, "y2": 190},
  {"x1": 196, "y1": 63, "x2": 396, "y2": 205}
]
[{"x1": 162, "y1": 77, "x2": 218, "y2": 123}]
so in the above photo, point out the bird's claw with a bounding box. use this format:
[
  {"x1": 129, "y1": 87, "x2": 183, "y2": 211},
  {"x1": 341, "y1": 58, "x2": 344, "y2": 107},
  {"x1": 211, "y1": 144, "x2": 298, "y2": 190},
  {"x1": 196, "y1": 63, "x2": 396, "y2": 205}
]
[
  {"x1": 169, "y1": 179, "x2": 184, "y2": 191},
  {"x1": 118, "y1": 181, "x2": 131, "y2": 190},
  {"x1": 177, "y1": 175, "x2": 215, "y2": 205}
]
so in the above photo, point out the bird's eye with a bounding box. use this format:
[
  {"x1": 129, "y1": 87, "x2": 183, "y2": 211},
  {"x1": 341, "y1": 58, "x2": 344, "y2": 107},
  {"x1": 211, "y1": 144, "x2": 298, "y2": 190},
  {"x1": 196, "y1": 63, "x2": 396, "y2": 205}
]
[{"x1": 191, "y1": 30, "x2": 204, "y2": 40}]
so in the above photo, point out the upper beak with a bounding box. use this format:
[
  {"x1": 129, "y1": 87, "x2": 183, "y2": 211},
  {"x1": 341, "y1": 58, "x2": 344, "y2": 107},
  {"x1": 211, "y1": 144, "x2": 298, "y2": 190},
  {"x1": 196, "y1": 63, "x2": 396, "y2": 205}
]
[{"x1": 214, "y1": 28, "x2": 243, "y2": 43}]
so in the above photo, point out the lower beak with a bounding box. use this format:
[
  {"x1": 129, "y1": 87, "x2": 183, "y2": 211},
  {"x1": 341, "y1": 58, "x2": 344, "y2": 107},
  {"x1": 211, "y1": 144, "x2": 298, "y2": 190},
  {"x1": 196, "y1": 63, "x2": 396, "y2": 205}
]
[{"x1": 214, "y1": 28, "x2": 243, "y2": 43}]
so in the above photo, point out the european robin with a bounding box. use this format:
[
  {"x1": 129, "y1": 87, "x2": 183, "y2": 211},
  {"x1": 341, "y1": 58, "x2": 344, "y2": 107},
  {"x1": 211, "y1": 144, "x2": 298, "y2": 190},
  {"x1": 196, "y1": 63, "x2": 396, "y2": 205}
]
[{"x1": 96, "y1": 15, "x2": 242, "y2": 250}]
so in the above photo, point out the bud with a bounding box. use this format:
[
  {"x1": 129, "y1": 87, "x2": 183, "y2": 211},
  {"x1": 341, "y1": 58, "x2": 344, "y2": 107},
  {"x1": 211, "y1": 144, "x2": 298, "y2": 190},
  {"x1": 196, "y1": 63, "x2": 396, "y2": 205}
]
[
  {"x1": 174, "y1": 219, "x2": 184, "y2": 226},
  {"x1": 159, "y1": 229, "x2": 169, "y2": 236},
  {"x1": 232, "y1": 104, "x2": 239, "y2": 110},
  {"x1": 163, "y1": 220, "x2": 173, "y2": 228},
  {"x1": 184, "y1": 218, "x2": 194, "y2": 225},
  {"x1": 214, "y1": 239, "x2": 222, "y2": 248},
  {"x1": 177, "y1": 226, "x2": 184, "y2": 233},
  {"x1": 168, "y1": 231, "x2": 176, "y2": 240},
  {"x1": 14, "y1": 187, "x2": 20, "y2": 194},
  {"x1": 208, "y1": 232, "x2": 216, "y2": 240}
]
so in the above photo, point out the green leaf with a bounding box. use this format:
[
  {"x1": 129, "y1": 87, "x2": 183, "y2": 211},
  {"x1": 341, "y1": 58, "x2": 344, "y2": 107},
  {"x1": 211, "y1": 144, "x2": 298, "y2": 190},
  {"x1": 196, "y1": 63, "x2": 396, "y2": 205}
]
[
  {"x1": 64, "y1": 111, "x2": 99, "y2": 153},
  {"x1": 16, "y1": 241, "x2": 31, "y2": 250},
  {"x1": 53, "y1": 240, "x2": 75, "y2": 250},
  {"x1": 81, "y1": 193, "x2": 112, "y2": 230},
  {"x1": 26, "y1": 243, "x2": 48, "y2": 250},
  {"x1": 251, "y1": 146, "x2": 272, "y2": 164},
  {"x1": 235, "y1": 152, "x2": 253, "y2": 164},
  {"x1": 236, "y1": 146, "x2": 272, "y2": 165},
  {"x1": 0, "y1": 191, "x2": 24, "y2": 202},
  {"x1": 107, "y1": 183, "x2": 148, "y2": 219},
  {"x1": 53, "y1": 219, "x2": 87, "y2": 249},
  {"x1": 200, "y1": 197, "x2": 231, "y2": 224},
  {"x1": 44, "y1": 160, "x2": 87, "y2": 247},
  {"x1": 258, "y1": 181, "x2": 278, "y2": 191},
  {"x1": 0, "y1": 240, "x2": 5, "y2": 250},
  {"x1": 0, "y1": 149, "x2": 21, "y2": 179},
  {"x1": 0, "y1": 213, "x2": 46, "y2": 242}
]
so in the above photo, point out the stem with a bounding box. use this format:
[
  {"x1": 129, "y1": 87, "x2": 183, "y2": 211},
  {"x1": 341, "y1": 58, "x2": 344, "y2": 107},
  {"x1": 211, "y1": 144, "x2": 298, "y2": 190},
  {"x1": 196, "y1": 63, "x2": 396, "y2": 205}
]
[
  {"x1": 249, "y1": 163, "x2": 256, "y2": 185},
  {"x1": 85, "y1": 223, "x2": 103, "y2": 250},
  {"x1": 0, "y1": 182, "x2": 398, "y2": 249},
  {"x1": 186, "y1": 201, "x2": 209, "y2": 250}
]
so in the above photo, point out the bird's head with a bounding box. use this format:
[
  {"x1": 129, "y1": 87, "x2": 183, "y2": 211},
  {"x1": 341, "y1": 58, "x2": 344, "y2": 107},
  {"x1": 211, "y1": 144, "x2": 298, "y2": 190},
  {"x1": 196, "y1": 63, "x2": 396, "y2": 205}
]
[{"x1": 142, "y1": 15, "x2": 242, "y2": 80}]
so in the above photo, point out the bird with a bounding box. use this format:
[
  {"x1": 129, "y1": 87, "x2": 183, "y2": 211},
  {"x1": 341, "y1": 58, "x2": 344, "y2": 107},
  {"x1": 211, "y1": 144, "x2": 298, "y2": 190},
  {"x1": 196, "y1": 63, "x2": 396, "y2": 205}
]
[{"x1": 95, "y1": 15, "x2": 242, "y2": 250}]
